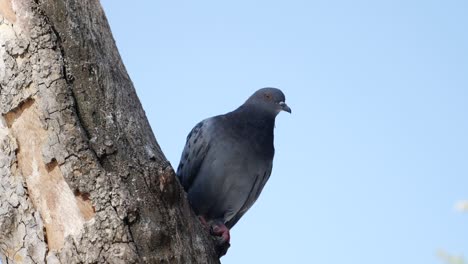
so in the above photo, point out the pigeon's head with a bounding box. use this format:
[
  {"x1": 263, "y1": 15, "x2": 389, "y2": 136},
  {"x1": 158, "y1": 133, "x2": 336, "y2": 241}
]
[{"x1": 245, "y1": 87, "x2": 292, "y2": 116}]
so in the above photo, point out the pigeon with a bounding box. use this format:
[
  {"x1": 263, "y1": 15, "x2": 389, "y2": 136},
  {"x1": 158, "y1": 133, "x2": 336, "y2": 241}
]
[{"x1": 176, "y1": 87, "x2": 291, "y2": 245}]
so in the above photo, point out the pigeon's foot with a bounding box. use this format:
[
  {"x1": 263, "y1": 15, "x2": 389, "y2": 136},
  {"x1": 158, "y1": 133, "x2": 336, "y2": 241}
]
[
  {"x1": 210, "y1": 221, "x2": 231, "y2": 257},
  {"x1": 199, "y1": 219, "x2": 231, "y2": 257},
  {"x1": 210, "y1": 222, "x2": 230, "y2": 244}
]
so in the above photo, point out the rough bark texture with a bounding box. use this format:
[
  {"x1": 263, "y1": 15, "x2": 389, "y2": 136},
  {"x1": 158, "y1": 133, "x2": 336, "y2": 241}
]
[{"x1": 0, "y1": 0, "x2": 220, "y2": 263}]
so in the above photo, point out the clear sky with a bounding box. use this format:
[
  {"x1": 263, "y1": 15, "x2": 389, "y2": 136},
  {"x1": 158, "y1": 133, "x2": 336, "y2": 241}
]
[{"x1": 101, "y1": 1, "x2": 468, "y2": 263}]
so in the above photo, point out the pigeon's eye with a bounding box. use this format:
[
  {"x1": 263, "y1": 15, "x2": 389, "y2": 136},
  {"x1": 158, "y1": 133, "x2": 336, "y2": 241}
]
[{"x1": 264, "y1": 93, "x2": 272, "y2": 100}]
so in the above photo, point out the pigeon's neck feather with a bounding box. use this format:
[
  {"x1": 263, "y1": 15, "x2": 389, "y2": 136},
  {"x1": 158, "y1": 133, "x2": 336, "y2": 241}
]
[
  {"x1": 236, "y1": 103, "x2": 277, "y2": 119},
  {"x1": 222, "y1": 106, "x2": 275, "y2": 159},
  {"x1": 229, "y1": 105, "x2": 276, "y2": 130}
]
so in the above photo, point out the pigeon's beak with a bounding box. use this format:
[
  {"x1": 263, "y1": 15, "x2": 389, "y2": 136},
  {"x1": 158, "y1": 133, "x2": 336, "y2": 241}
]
[{"x1": 279, "y1": 102, "x2": 292, "y2": 114}]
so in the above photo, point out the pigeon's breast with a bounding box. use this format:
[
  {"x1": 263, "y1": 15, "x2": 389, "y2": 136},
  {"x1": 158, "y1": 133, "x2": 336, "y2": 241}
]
[{"x1": 199, "y1": 134, "x2": 272, "y2": 213}]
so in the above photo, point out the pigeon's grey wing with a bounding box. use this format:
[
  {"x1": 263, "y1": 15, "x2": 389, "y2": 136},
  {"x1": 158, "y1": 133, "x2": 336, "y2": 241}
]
[
  {"x1": 176, "y1": 120, "x2": 211, "y2": 191},
  {"x1": 225, "y1": 161, "x2": 273, "y2": 229}
]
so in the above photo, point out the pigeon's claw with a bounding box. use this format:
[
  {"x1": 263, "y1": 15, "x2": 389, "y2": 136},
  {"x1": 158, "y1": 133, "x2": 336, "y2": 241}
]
[{"x1": 211, "y1": 222, "x2": 231, "y2": 244}]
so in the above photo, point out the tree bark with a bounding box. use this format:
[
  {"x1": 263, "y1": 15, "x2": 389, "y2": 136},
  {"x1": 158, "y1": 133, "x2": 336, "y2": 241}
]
[{"x1": 0, "y1": 0, "x2": 220, "y2": 263}]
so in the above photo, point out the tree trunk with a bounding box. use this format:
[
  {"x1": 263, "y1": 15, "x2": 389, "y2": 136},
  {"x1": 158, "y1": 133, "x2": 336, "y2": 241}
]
[{"x1": 0, "y1": 0, "x2": 220, "y2": 263}]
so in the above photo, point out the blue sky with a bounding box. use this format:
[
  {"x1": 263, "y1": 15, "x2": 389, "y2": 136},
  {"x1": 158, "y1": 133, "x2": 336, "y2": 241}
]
[{"x1": 100, "y1": 1, "x2": 468, "y2": 263}]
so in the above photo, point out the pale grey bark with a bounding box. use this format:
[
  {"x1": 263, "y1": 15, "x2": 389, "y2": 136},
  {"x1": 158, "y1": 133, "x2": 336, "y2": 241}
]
[{"x1": 0, "y1": 0, "x2": 220, "y2": 263}]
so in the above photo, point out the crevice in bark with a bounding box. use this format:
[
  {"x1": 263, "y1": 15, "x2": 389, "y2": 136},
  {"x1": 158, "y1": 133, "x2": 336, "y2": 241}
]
[
  {"x1": 33, "y1": 0, "x2": 74, "y2": 84},
  {"x1": 73, "y1": 189, "x2": 95, "y2": 221}
]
